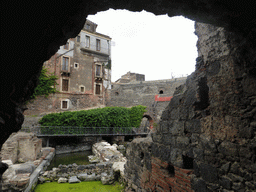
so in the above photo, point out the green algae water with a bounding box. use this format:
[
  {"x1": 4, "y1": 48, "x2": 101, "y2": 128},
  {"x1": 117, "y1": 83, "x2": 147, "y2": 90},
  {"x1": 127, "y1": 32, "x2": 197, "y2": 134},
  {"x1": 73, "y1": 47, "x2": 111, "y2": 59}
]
[
  {"x1": 47, "y1": 151, "x2": 92, "y2": 170},
  {"x1": 34, "y1": 181, "x2": 124, "y2": 192}
]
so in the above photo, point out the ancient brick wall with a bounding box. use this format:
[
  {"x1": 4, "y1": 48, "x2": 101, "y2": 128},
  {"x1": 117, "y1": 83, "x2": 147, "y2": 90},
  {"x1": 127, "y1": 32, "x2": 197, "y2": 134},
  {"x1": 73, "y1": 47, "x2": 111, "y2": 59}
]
[
  {"x1": 124, "y1": 22, "x2": 256, "y2": 192},
  {"x1": 125, "y1": 137, "x2": 194, "y2": 192}
]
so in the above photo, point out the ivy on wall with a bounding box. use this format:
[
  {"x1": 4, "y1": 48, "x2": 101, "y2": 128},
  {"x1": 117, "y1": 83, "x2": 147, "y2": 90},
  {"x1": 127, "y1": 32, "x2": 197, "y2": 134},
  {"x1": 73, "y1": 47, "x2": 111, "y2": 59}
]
[
  {"x1": 105, "y1": 59, "x2": 111, "y2": 69},
  {"x1": 39, "y1": 105, "x2": 146, "y2": 127},
  {"x1": 31, "y1": 67, "x2": 58, "y2": 99}
]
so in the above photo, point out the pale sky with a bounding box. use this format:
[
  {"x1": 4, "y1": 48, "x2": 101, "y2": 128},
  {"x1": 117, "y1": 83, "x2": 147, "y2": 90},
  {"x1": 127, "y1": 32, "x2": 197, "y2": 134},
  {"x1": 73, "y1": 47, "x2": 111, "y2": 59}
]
[{"x1": 88, "y1": 9, "x2": 198, "y2": 82}]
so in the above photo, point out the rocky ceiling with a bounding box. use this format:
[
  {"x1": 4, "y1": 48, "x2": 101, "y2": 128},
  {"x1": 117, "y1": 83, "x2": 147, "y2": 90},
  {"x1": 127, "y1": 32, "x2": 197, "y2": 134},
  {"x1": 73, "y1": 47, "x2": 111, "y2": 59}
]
[{"x1": 1, "y1": 1, "x2": 255, "y2": 149}]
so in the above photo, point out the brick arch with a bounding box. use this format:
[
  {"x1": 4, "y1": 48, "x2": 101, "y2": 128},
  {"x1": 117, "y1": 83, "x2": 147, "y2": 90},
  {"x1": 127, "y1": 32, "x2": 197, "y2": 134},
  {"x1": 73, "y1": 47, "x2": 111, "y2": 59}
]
[{"x1": 142, "y1": 114, "x2": 154, "y2": 128}]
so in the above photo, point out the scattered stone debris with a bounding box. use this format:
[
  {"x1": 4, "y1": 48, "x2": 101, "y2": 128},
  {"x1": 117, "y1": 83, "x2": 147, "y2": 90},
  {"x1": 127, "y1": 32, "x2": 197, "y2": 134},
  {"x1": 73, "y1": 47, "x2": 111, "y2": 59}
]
[
  {"x1": 38, "y1": 141, "x2": 126, "y2": 186},
  {"x1": 88, "y1": 155, "x2": 100, "y2": 163},
  {"x1": 1, "y1": 146, "x2": 55, "y2": 192},
  {"x1": 68, "y1": 176, "x2": 81, "y2": 184}
]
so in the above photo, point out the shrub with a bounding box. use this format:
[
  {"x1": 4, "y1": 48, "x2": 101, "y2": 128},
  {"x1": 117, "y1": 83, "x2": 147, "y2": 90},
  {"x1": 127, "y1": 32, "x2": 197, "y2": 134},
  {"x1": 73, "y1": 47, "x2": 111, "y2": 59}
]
[{"x1": 39, "y1": 106, "x2": 146, "y2": 128}]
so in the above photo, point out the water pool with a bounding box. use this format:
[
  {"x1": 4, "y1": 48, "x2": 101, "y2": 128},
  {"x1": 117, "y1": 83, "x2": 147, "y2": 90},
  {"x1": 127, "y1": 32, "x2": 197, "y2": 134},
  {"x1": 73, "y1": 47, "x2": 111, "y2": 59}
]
[{"x1": 47, "y1": 151, "x2": 92, "y2": 170}]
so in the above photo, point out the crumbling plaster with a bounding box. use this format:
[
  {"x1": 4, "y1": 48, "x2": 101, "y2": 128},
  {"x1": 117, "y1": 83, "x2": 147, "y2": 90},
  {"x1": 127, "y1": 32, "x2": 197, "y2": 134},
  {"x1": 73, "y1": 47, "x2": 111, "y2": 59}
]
[{"x1": 1, "y1": 0, "x2": 256, "y2": 183}]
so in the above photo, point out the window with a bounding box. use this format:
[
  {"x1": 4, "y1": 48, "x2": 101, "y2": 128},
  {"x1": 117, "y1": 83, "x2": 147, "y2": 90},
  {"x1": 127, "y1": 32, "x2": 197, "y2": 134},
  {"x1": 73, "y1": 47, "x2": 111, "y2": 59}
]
[
  {"x1": 86, "y1": 24, "x2": 90, "y2": 30},
  {"x1": 95, "y1": 84, "x2": 101, "y2": 95},
  {"x1": 80, "y1": 86, "x2": 85, "y2": 93},
  {"x1": 74, "y1": 63, "x2": 79, "y2": 69},
  {"x1": 159, "y1": 90, "x2": 164, "y2": 94},
  {"x1": 62, "y1": 101, "x2": 67, "y2": 109},
  {"x1": 64, "y1": 41, "x2": 69, "y2": 50},
  {"x1": 86, "y1": 36, "x2": 90, "y2": 48},
  {"x1": 96, "y1": 39, "x2": 100, "y2": 51},
  {"x1": 77, "y1": 35, "x2": 80, "y2": 42},
  {"x1": 95, "y1": 64, "x2": 102, "y2": 77},
  {"x1": 62, "y1": 56, "x2": 69, "y2": 71},
  {"x1": 62, "y1": 79, "x2": 69, "y2": 91},
  {"x1": 61, "y1": 99, "x2": 70, "y2": 109}
]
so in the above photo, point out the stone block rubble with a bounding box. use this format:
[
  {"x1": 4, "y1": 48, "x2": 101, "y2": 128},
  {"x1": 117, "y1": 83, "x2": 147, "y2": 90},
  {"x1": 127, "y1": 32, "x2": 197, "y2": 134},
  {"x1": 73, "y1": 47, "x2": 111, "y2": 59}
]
[
  {"x1": 39, "y1": 141, "x2": 126, "y2": 186},
  {"x1": 1, "y1": 132, "x2": 42, "y2": 164},
  {"x1": 1, "y1": 147, "x2": 55, "y2": 192}
]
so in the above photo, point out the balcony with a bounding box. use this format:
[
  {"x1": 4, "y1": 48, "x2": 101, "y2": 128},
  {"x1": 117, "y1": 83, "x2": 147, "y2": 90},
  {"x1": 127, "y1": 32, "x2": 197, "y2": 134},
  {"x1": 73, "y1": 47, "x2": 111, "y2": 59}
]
[
  {"x1": 61, "y1": 71, "x2": 70, "y2": 76},
  {"x1": 80, "y1": 42, "x2": 109, "y2": 57}
]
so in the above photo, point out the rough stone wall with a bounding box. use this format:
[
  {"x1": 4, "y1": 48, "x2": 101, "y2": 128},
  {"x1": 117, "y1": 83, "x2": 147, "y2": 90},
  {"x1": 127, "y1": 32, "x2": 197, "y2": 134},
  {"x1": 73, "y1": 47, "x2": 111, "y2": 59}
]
[
  {"x1": 110, "y1": 78, "x2": 187, "y2": 108},
  {"x1": 1, "y1": 132, "x2": 42, "y2": 164},
  {"x1": 115, "y1": 72, "x2": 145, "y2": 83},
  {"x1": 124, "y1": 22, "x2": 256, "y2": 192},
  {"x1": 108, "y1": 78, "x2": 187, "y2": 123},
  {"x1": 125, "y1": 137, "x2": 194, "y2": 192}
]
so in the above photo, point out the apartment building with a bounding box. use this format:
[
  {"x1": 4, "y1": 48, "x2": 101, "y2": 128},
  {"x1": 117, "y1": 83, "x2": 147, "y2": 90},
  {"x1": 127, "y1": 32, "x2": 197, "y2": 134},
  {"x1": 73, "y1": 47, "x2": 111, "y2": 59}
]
[{"x1": 24, "y1": 20, "x2": 111, "y2": 115}]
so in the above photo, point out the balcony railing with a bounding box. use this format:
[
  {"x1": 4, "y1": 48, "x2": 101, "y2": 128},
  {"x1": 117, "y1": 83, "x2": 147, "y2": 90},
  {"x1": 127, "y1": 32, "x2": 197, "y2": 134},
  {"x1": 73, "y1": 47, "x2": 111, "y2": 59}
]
[
  {"x1": 80, "y1": 43, "x2": 110, "y2": 56},
  {"x1": 20, "y1": 126, "x2": 149, "y2": 137}
]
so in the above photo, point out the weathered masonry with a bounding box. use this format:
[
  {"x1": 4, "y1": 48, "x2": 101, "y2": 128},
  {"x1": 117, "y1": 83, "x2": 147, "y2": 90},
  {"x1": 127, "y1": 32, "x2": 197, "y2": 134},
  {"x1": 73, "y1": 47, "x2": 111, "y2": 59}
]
[
  {"x1": 124, "y1": 22, "x2": 256, "y2": 192},
  {"x1": 24, "y1": 19, "x2": 111, "y2": 115},
  {"x1": 1, "y1": 1, "x2": 256, "y2": 191},
  {"x1": 109, "y1": 72, "x2": 186, "y2": 109},
  {"x1": 109, "y1": 72, "x2": 187, "y2": 123}
]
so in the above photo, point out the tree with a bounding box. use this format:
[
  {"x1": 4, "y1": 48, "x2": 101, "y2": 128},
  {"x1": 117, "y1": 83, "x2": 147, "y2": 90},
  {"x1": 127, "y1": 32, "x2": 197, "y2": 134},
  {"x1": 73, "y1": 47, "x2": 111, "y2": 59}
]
[{"x1": 31, "y1": 67, "x2": 58, "y2": 99}]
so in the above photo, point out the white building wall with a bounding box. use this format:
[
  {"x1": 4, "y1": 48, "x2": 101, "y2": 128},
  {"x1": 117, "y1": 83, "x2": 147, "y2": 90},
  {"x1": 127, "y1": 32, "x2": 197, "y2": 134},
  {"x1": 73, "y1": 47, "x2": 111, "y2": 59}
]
[
  {"x1": 80, "y1": 31, "x2": 110, "y2": 55},
  {"x1": 57, "y1": 40, "x2": 74, "y2": 57}
]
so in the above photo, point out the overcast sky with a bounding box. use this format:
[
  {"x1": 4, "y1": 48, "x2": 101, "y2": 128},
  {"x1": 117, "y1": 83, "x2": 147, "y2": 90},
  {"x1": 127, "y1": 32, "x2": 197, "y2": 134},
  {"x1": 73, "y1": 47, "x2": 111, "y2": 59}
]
[{"x1": 88, "y1": 9, "x2": 198, "y2": 81}]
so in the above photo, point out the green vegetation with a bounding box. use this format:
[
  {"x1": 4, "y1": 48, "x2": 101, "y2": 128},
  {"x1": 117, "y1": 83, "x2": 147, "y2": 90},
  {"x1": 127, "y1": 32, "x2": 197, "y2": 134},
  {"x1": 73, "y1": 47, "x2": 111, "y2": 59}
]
[
  {"x1": 34, "y1": 181, "x2": 125, "y2": 192},
  {"x1": 39, "y1": 106, "x2": 146, "y2": 128},
  {"x1": 47, "y1": 151, "x2": 92, "y2": 170},
  {"x1": 31, "y1": 66, "x2": 58, "y2": 99},
  {"x1": 105, "y1": 59, "x2": 111, "y2": 69},
  {"x1": 25, "y1": 114, "x2": 39, "y2": 117}
]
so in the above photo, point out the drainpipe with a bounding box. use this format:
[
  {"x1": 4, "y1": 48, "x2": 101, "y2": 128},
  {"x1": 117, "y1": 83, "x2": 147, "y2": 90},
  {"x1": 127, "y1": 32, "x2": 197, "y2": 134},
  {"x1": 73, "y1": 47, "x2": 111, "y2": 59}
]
[
  {"x1": 92, "y1": 60, "x2": 95, "y2": 96},
  {"x1": 54, "y1": 54, "x2": 57, "y2": 88}
]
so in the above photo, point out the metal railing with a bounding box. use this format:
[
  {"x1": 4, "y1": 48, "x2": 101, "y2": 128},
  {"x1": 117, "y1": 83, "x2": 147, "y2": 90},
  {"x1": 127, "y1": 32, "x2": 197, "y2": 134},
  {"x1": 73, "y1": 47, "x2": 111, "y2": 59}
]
[
  {"x1": 80, "y1": 42, "x2": 110, "y2": 55},
  {"x1": 20, "y1": 126, "x2": 149, "y2": 137}
]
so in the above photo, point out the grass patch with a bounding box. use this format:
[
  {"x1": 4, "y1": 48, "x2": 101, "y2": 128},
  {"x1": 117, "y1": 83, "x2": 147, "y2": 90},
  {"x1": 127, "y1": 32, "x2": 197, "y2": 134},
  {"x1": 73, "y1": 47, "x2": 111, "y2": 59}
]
[
  {"x1": 25, "y1": 114, "x2": 39, "y2": 117},
  {"x1": 34, "y1": 181, "x2": 125, "y2": 192}
]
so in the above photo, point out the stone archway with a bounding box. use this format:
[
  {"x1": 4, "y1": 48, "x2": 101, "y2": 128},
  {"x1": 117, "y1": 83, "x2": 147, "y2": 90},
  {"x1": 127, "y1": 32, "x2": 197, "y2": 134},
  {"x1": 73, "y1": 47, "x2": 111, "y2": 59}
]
[
  {"x1": 140, "y1": 114, "x2": 154, "y2": 132},
  {"x1": 1, "y1": 0, "x2": 256, "y2": 185},
  {"x1": 1, "y1": 0, "x2": 255, "y2": 149}
]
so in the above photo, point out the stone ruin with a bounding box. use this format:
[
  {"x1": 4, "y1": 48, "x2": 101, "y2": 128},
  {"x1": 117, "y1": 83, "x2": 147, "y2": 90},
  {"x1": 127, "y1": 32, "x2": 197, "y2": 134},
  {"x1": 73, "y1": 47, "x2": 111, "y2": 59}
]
[
  {"x1": 124, "y1": 23, "x2": 256, "y2": 191},
  {"x1": 1, "y1": 1, "x2": 256, "y2": 192},
  {"x1": 1, "y1": 132, "x2": 42, "y2": 164},
  {"x1": 1, "y1": 132, "x2": 55, "y2": 191},
  {"x1": 39, "y1": 142, "x2": 127, "y2": 185}
]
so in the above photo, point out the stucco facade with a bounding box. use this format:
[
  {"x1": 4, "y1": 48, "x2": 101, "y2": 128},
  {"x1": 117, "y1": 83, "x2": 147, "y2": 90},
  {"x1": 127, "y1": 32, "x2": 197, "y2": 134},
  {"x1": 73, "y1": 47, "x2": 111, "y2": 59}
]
[{"x1": 24, "y1": 20, "x2": 111, "y2": 115}]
